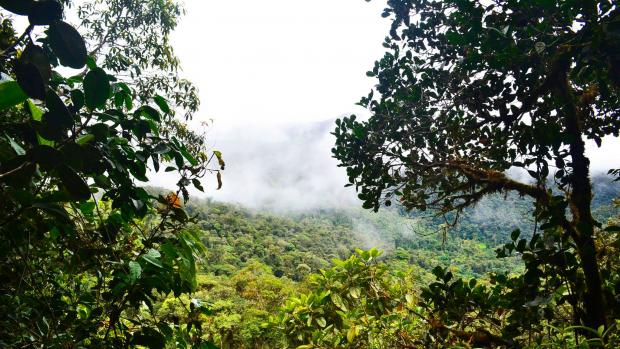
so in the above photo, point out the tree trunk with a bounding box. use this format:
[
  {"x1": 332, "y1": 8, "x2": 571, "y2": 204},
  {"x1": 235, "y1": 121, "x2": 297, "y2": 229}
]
[
  {"x1": 576, "y1": 233, "x2": 606, "y2": 329},
  {"x1": 556, "y1": 66, "x2": 607, "y2": 330}
]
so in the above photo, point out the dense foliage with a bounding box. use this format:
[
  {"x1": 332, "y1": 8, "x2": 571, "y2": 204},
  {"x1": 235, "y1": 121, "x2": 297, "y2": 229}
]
[
  {"x1": 333, "y1": 0, "x2": 620, "y2": 344},
  {"x1": 3, "y1": 0, "x2": 620, "y2": 348},
  {"x1": 0, "y1": 1, "x2": 221, "y2": 347}
]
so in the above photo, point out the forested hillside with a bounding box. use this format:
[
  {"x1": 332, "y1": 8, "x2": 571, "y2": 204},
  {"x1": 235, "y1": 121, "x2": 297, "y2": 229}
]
[
  {"x1": 144, "y1": 177, "x2": 618, "y2": 348},
  {"x1": 2, "y1": 0, "x2": 620, "y2": 348}
]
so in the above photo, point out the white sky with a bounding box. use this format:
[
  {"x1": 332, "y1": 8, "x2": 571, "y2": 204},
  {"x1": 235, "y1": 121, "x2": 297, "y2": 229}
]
[{"x1": 170, "y1": 0, "x2": 390, "y2": 128}]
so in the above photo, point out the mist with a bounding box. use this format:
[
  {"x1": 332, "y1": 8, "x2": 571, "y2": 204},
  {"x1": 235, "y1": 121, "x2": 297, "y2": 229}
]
[{"x1": 149, "y1": 119, "x2": 620, "y2": 213}]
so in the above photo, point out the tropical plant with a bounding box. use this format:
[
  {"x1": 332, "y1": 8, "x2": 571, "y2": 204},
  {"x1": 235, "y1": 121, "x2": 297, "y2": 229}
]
[
  {"x1": 333, "y1": 0, "x2": 620, "y2": 341},
  {"x1": 0, "y1": 0, "x2": 221, "y2": 347}
]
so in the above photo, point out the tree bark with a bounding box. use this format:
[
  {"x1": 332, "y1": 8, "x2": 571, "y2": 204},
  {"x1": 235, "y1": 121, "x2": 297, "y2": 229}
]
[{"x1": 557, "y1": 64, "x2": 607, "y2": 330}]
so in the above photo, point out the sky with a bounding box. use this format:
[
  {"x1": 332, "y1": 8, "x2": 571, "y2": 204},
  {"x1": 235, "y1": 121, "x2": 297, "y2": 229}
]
[
  {"x1": 160, "y1": 0, "x2": 620, "y2": 209},
  {"x1": 169, "y1": 0, "x2": 390, "y2": 127},
  {"x1": 159, "y1": 0, "x2": 394, "y2": 207}
]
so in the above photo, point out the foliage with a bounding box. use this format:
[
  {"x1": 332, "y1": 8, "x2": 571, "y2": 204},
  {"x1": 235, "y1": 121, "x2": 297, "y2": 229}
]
[
  {"x1": 333, "y1": 0, "x2": 620, "y2": 338},
  {"x1": 275, "y1": 248, "x2": 424, "y2": 349},
  {"x1": 0, "y1": 1, "x2": 220, "y2": 347},
  {"x1": 77, "y1": 0, "x2": 200, "y2": 119}
]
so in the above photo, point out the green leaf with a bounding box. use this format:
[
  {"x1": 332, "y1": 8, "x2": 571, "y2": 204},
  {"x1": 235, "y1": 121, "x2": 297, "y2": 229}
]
[
  {"x1": 28, "y1": 0, "x2": 62, "y2": 26},
  {"x1": 153, "y1": 95, "x2": 171, "y2": 114},
  {"x1": 136, "y1": 105, "x2": 161, "y2": 122},
  {"x1": 76, "y1": 134, "x2": 95, "y2": 145},
  {"x1": 84, "y1": 68, "x2": 111, "y2": 109},
  {"x1": 5, "y1": 133, "x2": 25, "y2": 155},
  {"x1": 56, "y1": 165, "x2": 91, "y2": 201},
  {"x1": 0, "y1": 81, "x2": 27, "y2": 110},
  {"x1": 48, "y1": 21, "x2": 87, "y2": 69},
  {"x1": 347, "y1": 326, "x2": 356, "y2": 343},
  {"x1": 128, "y1": 261, "x2": 142, "y2": 283},
  {"x1": 179, "y1": 145, "x2": 198, "y2": 166},
  {"x1": 142, "y1": 249, "x2": 163, "y2": 268},
  {"x1": 331, "y1": 293, "x2": 347, "y2": 311}
]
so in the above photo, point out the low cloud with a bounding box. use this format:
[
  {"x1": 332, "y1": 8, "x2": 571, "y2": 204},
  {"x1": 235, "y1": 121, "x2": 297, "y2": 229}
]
[{"x1": 149, "y1": 120, "x2": 620, "y2": 212}]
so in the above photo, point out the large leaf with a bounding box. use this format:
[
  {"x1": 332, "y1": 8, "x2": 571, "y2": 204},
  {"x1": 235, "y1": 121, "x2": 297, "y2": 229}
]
[
  {"x1": 128, "y1": 261, "x2": 142, "y2": 283},
  {"x1": 0, "y1": 0, "x2": 34, "y2": 15},
  {"x1": 45, "y1": 90, "x2": 74, "y2": 129},
  {"x1": 153, "y1": 95, "x2": 171, "y2": 114},
  {"x1": 0, "y1": 81, "x2": 27, "y2": 110},
  {"x1": 21, "y1": 44, "x2": 51, "y2": 83},
  {"x1": 142, "y1": 249, "x2": 163, "y2": 268},
  {"x1": 48, "y1": 21, "x2": 87, "y2": 69},
  {"x1": 130, "y1": 328, "x2": 165, "y2": 349},
  {"x1": 84, "y1": 68, "x2": 110, "y2": 109},
  {"x1": 14, "y1": 62, "x2": 45, "y2": 100},
  {"x1": 28, "y1": 0, "x2": 62, "y2": 26},
  {"x1": 56, "y1": 164, "x2": 90, "y2": 201},
  {"x1": 31, "y1": 145, "x2": 63, "y2": 170}
]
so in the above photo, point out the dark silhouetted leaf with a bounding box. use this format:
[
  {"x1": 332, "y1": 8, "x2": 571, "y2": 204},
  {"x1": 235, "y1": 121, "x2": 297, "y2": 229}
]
[
  {"x1": 14, "y1": 62, "x2": 46, "y2": 100},
  {"x1": 46, "y1": 90, "x2": 73, "y2": 129},
  {"x1": 21, "y1": 44, "x2": 51, "y2": 83},
  {"x1": 130, "y1": 328, "x2": 165, "y2": 349},
  {"x1": 71, "y1": 89, "x2": 84, "y2": 109},
  {"x1": 0, "y1": 0, "x2": 34, "y2": 15},
  {"x1": 48, "y1": 21, "x2": 87, "y2": 69},
  {"x1": 28, "y1": 0, "x2": 62, "y2": 25},
  {"x1": 31, "y1": 145, "x2": 63, "y2": 170},
  {"x1": 57, "y1": 164, "x2": 90, "y2": 201},
  {"x1": 84, "y1": 68, "x2": 110, "y2": 109}
]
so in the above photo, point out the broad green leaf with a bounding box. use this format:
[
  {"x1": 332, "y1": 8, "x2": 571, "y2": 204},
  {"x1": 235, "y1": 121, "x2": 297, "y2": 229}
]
[
  {"x1": 348, "y1": 287, "x2": 360, "y2": 299},
  {"x1": 136, "y1": 105, "x2": 161, "y2": 121},
  {"x1": 142, "y1": 249, "x2": 163, "y2": 268},
  {"x1": 179, "y1": 144, "x2": 198, "y2": 166},
  {"x1": 5, "y1": 133, "x2": 25, "y2": 155},
  {"x1": 153, "y1": 95, "x2": 171, "y2": 114},
  {"x1": 128, "y1": 261, "x2": 142, "y2": 283},
  {"x1": 331, "y1": 293, "x2": 347, "y2": 311},
  {"x1": 84, "y1": 68, "x2": 110, "y2": 109},
  {"x1": 0, "y1": 81, "x2": 27, "y2": 110},
  {"x1": 76, "y1": 134, "x2": 95, "y2": 145},
  {"x1": 347, "y1": 326, "x2": 356, "y2": 343}
]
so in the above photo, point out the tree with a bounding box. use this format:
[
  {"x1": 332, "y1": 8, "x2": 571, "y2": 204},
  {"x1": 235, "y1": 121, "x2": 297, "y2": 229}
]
[
  {"x1": 333, "y1": 0, "x2": 620, "y2": 333},
  {"x1": 0, "y1": 0, "x2": 222, "y2": 346}
]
